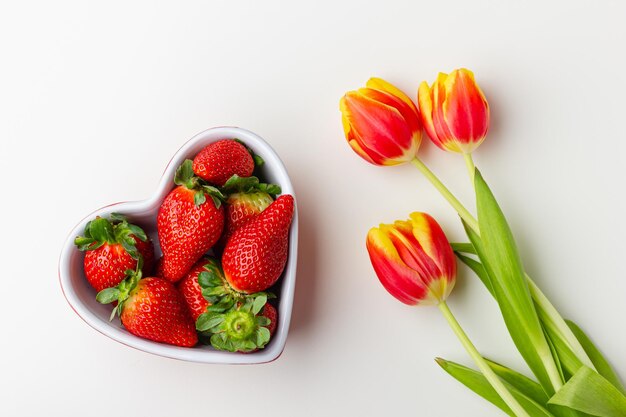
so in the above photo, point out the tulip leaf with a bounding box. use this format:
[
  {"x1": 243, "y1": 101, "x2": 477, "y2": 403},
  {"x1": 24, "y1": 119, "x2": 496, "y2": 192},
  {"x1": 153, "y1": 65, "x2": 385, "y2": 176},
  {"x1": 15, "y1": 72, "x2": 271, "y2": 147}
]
[
  {"x1": 455, "y1": 251, "x2": 495, "y2": 298},
  {"x1": 484, "y1": 358, "x2": 548, "y2": 406},
  {"x1": 565, "y1": 320, "x2": 626, "y2": 395},
  {"x1": 548, "y1": 366, "x2": 626, "y2": 417},
  {"x1": 474, "y1": 169, "x2": 562, "y2": 394},
  {"x1": 450, "y1": 242, "x2": 477, "y2": 255},
  {"x1": 436, "y1": 358, "x2": 557, "y2": 417}
]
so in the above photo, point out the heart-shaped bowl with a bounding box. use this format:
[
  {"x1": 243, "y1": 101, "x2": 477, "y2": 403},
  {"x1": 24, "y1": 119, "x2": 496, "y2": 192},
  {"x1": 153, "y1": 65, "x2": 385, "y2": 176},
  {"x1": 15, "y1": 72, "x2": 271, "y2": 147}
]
[{"x1": 59, "y1": 127, "x2": 298, "y2": 364}]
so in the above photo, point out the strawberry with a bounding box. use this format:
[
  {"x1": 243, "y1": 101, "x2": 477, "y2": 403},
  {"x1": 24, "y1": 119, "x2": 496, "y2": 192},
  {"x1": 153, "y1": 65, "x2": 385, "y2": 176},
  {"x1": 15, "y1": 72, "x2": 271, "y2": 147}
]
[
  {"x1": 192, "y1": 139, "x2": 257, "y2": 186},
  {"x1": 158, "y1": 160, "x2": 225, "y2": 282},
  {"x1": 218, "y1": 175, "x2": 281, "y2": 247},
  {"x1": 74, "y1": 214, "x2": 154, "y2": 292},
  {"x1": 98, "y1": 273, "x2": 197, "y2": 347},
  {"x1": 222, "y1": 194, "x2": 295, "y2": 293},
  {"x1": 196, "y1": 293, "x2": 276, "y2": 352},
  {"x1": 261, "y1": 303, "x2": 278, "y2": 337},
  {"x1": 178, "y1": 258, "x2": 221, "y2": 320}
]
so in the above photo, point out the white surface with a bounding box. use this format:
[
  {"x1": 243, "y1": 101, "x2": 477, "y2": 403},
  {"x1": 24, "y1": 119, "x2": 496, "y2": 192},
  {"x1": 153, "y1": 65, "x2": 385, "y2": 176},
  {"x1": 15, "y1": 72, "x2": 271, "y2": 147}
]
[
  {"x1": 1, "y1": 0, "x2": 625, "y2": 415},
  {"x1": 58, "y1": 127, "x2": 298, "y2": 364}
]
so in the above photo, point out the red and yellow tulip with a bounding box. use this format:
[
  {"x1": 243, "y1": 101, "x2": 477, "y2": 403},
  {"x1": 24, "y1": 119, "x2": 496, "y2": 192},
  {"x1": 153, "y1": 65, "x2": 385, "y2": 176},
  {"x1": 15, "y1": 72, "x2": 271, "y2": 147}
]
[
  {"x1": 366, "y1": 212, "x2": 456, "y2": 306},
  {"x1": 418, "y1": 68, "x2": 489, "y2": 154},
  {"x1": 340, "y1": 78, "x2": 421, "y2": 166}
]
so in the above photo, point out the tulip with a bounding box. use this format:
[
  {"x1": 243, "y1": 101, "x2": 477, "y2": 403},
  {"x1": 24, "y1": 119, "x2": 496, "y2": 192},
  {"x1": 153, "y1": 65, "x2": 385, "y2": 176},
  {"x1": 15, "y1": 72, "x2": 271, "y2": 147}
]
[
  {"x1": 366, "y1": 212, "x2": 456, "y2": 306},
  {"x1": 366, "y1": 211, "x2": 530, "y2": 417},
  {"x1": 340, "y1": 78, "x2": 421, "y2": 166},
  {"x1": 418, "y1": 68, "x2": 489, "y2": 154}
]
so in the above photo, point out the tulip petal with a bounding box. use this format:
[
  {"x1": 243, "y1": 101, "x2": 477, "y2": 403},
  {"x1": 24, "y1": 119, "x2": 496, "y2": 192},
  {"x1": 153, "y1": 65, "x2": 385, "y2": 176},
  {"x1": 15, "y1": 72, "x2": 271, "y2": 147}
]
[
  {"x1": 359, "y1": 87, "x2": 422, "y2": 147},
  {"x1": 418, "y1": 81, "x2": 440, "y2": 145},
  {"x1": 443, "y1": 69, "x2": 490, "y2": 152},
  {"x1": 410, "y1": 213, "x2": 457, "y2": 281},
  {"x1": 341, "y1": 91, "x2": 416, "y2": 165},
  {"x1": 366, "y1": 77, "x2": 419, "y2": 116},
  {"x1": 366, "y1": 227, "x2": 429, "y2": 305},
  {"x1": 432, "y1": 73, "x2": 462, "y2": 153},
  {"x1": 382, "y1": 221, "x2": 442, "y2": 285}
]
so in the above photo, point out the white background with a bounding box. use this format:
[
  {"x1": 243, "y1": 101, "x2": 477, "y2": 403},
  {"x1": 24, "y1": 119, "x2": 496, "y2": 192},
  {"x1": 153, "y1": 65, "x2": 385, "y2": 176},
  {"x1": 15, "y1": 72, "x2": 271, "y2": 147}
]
[{"x1": 1, "y1": 1, "x2": 624, "y2": 416}]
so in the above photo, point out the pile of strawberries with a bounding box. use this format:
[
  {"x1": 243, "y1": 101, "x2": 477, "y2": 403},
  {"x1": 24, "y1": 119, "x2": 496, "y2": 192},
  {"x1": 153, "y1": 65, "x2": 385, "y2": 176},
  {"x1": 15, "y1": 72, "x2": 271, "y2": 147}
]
[{"x1": 74, "y1": 139, "x2": 295, "y2": 352}]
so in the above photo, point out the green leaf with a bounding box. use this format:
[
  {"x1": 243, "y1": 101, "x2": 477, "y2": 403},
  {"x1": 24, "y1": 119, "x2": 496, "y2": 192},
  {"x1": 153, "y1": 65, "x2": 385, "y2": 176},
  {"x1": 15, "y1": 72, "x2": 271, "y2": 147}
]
[
  {"x1": 220, "y1": 174, "x2": 280, "y2": 197},
  {"x1": 527, "y1": 279, "x2": 596, "y2": 376},
  {"x1": 253, "y1": 154, "x2": 264, "y2": 167},
  {"x1": 549, "y1": 367, "x2": 626, "y2": 417},
  {"x1": 202, "y1": 286, "x2": 226, "y2": 297},
  {"x1": 475, "y1": 170, "x2": 561, "y2": 394},
  {"x1": 88, "y1": 217, "x2": 116, "y2": 244},
  {"x1": 194, "y1": 191, "x2": 206, "y2": 206},
  {"x1": 258, "y1": 183, "x2": 281, "y2": 195},
  {"x1": 196, "y1": 312, "x2": 225, "y2": 332},
  {"x1": 541, "y1": 317, "x2": 583, "y2": 379},
  {"x1": 566, "y1": 320, "x2": 626, "y2": 395},
  {"x1": 451, "y1": 242, "x2": 477, "y2": 255},
  {"x1": 252, "y1": 294, "x2": 267, "y2": 315},
  {"x1": 120, "y1": 239, "x2": 139, "y2": 260},
  {"x1": 174, "y1": 159, "x2": 195, "y2": 186},
  {"x1": 455, "y1": 252, "x2": 495, "y2": 297},
  {"x1": 221, "y1": 174, "x2": 260, "y2": 193},
  {"x1": 256, "y1": 316, "x2": 271, "y2": 327},
  {"x1": 255, "y1": 327, "x2": 270, "y2": 347},
  {"x1": 74, "y1": 236, "x2": 97, "y2": 251},
  {"x1": 484, "y1": 358, "x2": 548, "y2": 406},
  {"x1": 436, "y1": 358, "x2": 557, "y2": 417},
  {"x1": 96, "y1": 287, "x2": 120, "y2": 304},
  {"x1": 126, "y1": 224, "x2": 147, "y2": 241},
  {"x1": 209, "y1": 195, "x2": 222, "y2": 209}
]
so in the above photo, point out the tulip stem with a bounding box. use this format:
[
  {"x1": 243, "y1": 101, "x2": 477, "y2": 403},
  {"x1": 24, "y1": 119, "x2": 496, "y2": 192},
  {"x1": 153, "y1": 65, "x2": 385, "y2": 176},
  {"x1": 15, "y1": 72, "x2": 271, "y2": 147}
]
[
  {"x1": 411, "y1": 157, "x2": 479, "y2": 233},
  {"x1": 438, "y1": 301, "x2": 531, "y2": 417},
  {"x1": 463, "y1": 153, "x2": 476, "y2": 185}
]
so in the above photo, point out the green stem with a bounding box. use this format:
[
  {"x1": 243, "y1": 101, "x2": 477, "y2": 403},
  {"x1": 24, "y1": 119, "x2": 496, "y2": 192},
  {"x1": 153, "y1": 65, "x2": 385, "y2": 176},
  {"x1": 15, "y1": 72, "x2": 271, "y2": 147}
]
[
  {"x1": 411, "y1": 158, "x2": 479, "y2": 233},
  {"x1": 463, "y1": 153, "x2": 476, "y2": 185},
  {"x1": 438, "y1": 302, "x2": 531, "y2": 417}
]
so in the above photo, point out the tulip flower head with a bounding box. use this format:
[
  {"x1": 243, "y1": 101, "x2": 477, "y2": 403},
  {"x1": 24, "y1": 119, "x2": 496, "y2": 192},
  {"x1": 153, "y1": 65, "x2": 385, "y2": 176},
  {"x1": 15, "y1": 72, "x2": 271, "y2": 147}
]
[
  {"x1": 366, "y1": 212, "x2": 456, "y2": 306},
  {"x1": 418, "y1": 68, "x2": 489, "y2": 154},
  {"x1": 340, "y1": 78, "x2": 422, "y2": 166}
]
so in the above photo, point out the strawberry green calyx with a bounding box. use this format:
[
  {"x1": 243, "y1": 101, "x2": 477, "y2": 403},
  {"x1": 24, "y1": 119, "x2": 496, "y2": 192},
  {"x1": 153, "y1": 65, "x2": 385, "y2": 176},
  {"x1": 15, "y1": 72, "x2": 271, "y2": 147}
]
[
  {"x1": 175, "y1": 159, "x2": 225, "y2": 208},
  {"x1": 233, "y1": 138, "x2": 264, "y2": 168},
  {"x1": 197, "y1": 294, "x2": 272, "y2": 352},
  {"x1": 96, "y1": 258, "x2": 144, "y2": 320},
  {"x1": 220, "y1": 174, "x2": 281, "y2": 197},
  {"x1": 74, "y1": 214, "x2": 148, "y2": 260}
]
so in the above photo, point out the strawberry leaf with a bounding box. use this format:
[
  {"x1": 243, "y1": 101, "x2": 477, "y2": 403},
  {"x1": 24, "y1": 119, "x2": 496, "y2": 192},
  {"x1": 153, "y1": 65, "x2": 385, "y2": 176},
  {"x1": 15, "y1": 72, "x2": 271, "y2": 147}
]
[
  {"x1": 88, "y1": 218, "x2": 116, "y2": 244},
  {"x1": 174, "y1": 159, "x2": 196, "y2": 187},
  {"x1": 252, "y1": 294, "x2": 267, "y2": 315},
  {"x1": 96, "y1": 287, "x2": 120, "y2": 304},
  {"x1": 220, "y1": 174, "x2": 281, "y2": 196},
  {"x1": 196, "y1": 312, "x2": 225, "y2": 332}
]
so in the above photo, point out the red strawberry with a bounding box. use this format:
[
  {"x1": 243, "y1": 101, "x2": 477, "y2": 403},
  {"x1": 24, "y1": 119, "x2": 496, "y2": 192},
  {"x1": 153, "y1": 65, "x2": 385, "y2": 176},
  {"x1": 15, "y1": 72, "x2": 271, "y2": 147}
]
[
  {"x1": 192, "y1": 139, "x2": 255, "y2": 186},
  {"x1": 222, "y1": 194, "x2": 295, "y2": 293},
  {"x1": 221, "y1": 192, "x2": 274, "y2": 245},
  {"x1": 217, "y1": 175, "x2": 281, "y2": 251},
  {"x1": 98, "y1": 275, "x2": 197, "y2": 347},
  {"x1": 75, "y1": 214, "x2": 154, "y2": 292},
  {"x1": 158, "y1": 160, "x2": 225, "y2": 282},
  {"x1": 178, "y1": 258, "x2": 215, "y2": 320}
]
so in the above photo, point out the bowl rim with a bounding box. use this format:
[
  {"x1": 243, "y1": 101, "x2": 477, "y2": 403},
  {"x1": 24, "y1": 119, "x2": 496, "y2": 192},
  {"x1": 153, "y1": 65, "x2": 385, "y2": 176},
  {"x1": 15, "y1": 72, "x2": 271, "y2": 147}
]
[{"x1": 58, "y1": 126, "x2": 298, "y2": 364}]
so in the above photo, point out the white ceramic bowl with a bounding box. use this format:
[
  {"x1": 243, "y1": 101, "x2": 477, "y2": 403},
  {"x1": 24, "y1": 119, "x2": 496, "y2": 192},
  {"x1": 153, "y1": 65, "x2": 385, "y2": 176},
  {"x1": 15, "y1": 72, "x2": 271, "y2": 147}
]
[{"x1": 59, "y1": 127, "x2": 298, "y2": 364}]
